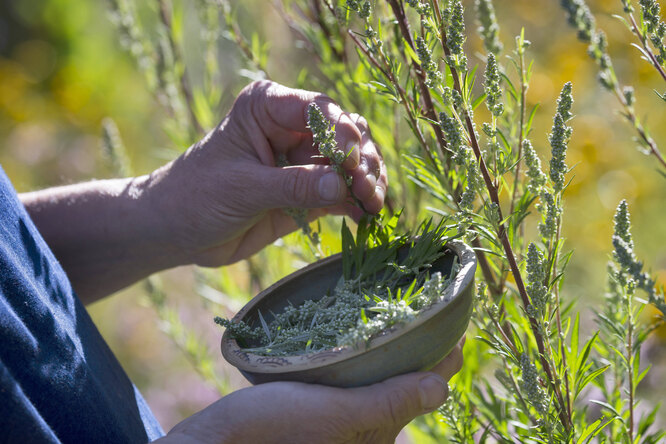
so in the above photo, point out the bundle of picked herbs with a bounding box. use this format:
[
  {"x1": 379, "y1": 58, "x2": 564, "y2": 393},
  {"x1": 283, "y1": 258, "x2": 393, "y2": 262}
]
[{"x1": 215, "y1": 215, "x2": 460, "y2": 356}]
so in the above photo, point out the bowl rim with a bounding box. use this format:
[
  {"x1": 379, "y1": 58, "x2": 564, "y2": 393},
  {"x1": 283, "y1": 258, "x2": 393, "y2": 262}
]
[{"x1": 221, "y1": 239, "x2": 476, "y2": 374}]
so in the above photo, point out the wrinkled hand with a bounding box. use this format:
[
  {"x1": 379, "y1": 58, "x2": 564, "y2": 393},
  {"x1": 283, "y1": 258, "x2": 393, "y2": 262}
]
[
  {"x1": 147, "y1": 80, "x2": 387, "y2": 267},
  {"x1": 157, "y1": 338, "x2": 464, "y2": 444}
]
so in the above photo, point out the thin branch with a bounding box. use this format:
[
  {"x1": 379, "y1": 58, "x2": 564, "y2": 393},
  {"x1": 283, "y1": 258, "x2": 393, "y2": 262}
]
[
  {"x1": 628, "y1": 12, "x2": 666, "y2": 83},
  {"x1": 158, "y1": 0, "x2": 204, "y2": 135},
  {"x1": 387, "y1": 0, "x2": 450, "y2": 166}
]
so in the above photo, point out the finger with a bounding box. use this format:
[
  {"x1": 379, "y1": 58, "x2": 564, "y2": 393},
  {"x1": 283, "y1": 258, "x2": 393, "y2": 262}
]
[
  {"x1": 428, "y1": 338, "x2": 465, "y2": 381},
  {"x1": 253, "y1": 81, "x2": 362, "y2": 168},
  {"x1": 254, "y1": 164, "x2": 347, "y2": 209},
  {"x1": 349, "y1": 113, "x2": 370, "y2": 134},
  {"x1": 348, "y1": 139, "x2": 387, "y2": 214},
  {"x1": 344, "y1": 372, "x2": 449, "y2": 430}
]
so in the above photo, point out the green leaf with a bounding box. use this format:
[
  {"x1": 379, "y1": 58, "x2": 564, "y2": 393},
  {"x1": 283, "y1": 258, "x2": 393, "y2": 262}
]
[
  {"x1": 257, "y1": 310, "x2": 272, "y2": 342},
  {"x1": 576, "y1": 365, "x2": 609, "y2": 398}
]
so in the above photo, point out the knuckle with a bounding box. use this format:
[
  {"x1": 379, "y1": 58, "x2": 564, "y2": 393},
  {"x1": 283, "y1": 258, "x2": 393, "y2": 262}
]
[
  {"x1": 240, "y1": 80, "x2": 270, "y2": 98},
  {"x1": 356, "y1": 115, "x2": 369, "y2": 132},
  {"x1": 382, "y1": 387, "x2": 413, "y2": 426},
  {"x1": 283, "y1": 168, "x2": 309, "y2": 206},
  {"x1": 313, "y1": 93, "x2": 334, "y2": 106}
]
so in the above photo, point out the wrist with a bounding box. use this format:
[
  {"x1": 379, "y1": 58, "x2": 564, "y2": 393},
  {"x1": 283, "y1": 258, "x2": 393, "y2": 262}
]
[{"x1": 136, "y1": 165, "x2": 195, "y2": 269}]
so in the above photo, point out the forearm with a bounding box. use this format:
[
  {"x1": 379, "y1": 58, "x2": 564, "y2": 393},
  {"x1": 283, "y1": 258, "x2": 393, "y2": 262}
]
[{"x1": 20, "y1": 175, "x2": 182, "y2": 304}]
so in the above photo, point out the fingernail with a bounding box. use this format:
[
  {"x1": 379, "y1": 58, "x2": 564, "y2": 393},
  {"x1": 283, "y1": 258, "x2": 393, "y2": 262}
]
[
  {"x1": 418, "y1": 375, "x2": 448, "y2": 411},
  {"x1": 365, "y1": 173, "x2": 377, "y2": 191},
  {"x1": 345, "y1": 141, "x2": 359, "y2": 167},
  {"x1": 319, "y1": 172, "x2": 342, "y2": 203},
  {"x1": 374, "y1": 185, "x2": 385, "y2": 204}
]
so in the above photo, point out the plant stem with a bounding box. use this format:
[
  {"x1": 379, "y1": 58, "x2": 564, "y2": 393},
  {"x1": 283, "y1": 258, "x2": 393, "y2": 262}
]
[
  {"x1": 627, "y1": 12, "x2": 666, "y2": 83},
  {"x1": 346, "y1": 30, "x2": 438, "y2": 169},
  {"x1": 216, "y1": 0, "x2": 269, "y2": 76},
  {"x1": 434, "y1": 21, "x2": 572, "y2": 431},
  {"x1": 612, "y1": 84, "x2": 666, "y2": 170},
  {"x1": 386, "y1": 0, "x2": 450, "y2": 167},
  {"x1": 627, "y1": 292, "x2": 635, "y2": 442},
  {"x1": 508, "y1": 43, "x2": 528, "y2": 226},
  {"x1": 551, "y1": 212, "x2": 573, "y2": 424}
]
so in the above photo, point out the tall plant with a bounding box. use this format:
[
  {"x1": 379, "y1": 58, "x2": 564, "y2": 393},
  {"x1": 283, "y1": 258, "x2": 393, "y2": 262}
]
[{"x1": 106, "y1": 0, "x2": 666, "y2": 441}]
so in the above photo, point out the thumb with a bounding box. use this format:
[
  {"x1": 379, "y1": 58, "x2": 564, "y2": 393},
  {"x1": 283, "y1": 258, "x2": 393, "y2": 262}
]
[
  {"x1": 258, "y1": 164, "x2": 347, "y2": 209},
  {"x1": 347, "y1": 372, "x2": 449, "y2": 429}
]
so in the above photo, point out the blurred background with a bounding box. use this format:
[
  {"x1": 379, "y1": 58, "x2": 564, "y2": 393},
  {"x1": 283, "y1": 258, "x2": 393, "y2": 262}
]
[{"x1": 1, "y1": 0, "x2": 664, "y2": 434}]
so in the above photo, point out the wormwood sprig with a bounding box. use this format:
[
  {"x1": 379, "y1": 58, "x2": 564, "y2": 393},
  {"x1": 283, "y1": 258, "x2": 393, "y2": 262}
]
[
  {"x1": 523, "y1": 140, "x2": 547, "y2": 195},
  {"x1": 612, "y1": 200, "x2": 666, "y2": 315},
  {"x1": 560, "y1": 0, "x2": 666, "y2": 170},
  {"x1": 307, "y1": 103, "x2": 366, "y2": 210},
  {"x1": 279, "y1": 102, "x2": 364, "y2": 257},
  {"x1": 548, "y1": 82, "x2": 573, "y2": 194},
  {"x1": 416, "y1": 36, "x2": 443, "y2": 87},
  {"x1": 446, "y1": 0, "x2": 468, "y2": 72},
  {"x1": 594, "y1": 201, "x2": 666, "y2": 442},
  {"x1": 525, "y1": 243, "x2": 549, "y2": 317},
  {"x1": 484, "y1": 53, "x2": 504, "y2": 117}
]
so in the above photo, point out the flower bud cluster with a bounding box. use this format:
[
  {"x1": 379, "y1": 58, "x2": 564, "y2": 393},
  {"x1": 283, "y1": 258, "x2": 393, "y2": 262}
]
[
  {"x1": 440, "y1": 112, "x2": 467, "y2": 165},
  {"x1": 446, "y1": 1, "x2": 466, "y2": 54},
  {"x1": 549, "y1": 82, "x2": 573, "y2": 193},
  {"x1": 475, "y1": 0, "x2": 503, "y2": 54},
  {"x1": 561, "y1": 0, "x2": 595, "y2": 42},
  {"x1": 523, "y1": 140, "x2": 547, "y2": 194},
  {"x1": 622, "y1": 0, "x2": 633, "y2": 13},
  {"x1": 640, "y1": 0, "x2": 662, "y2": 34},
  {"x1": 307, "y1": 103, "x2": 352, "y2": 186},
  {"x1": 520, "y1": 353, "x2": 548, "y2": 414},
  {"x1": 346, "y1": 0, "x2": 371, "y2": 19},
  {"x1": 623, "y1": 86, "x2": 635, "y2": 106},
  {"x1": 561, "y1": 0, "x2": 618, "y2": 89},
  {"x1": 526, "y1": 243, "x2": 549, "y2": 314},
  {"x1": 460, "y1": 158, "x2": 482, "y2": 211},
  {"x1": 406, "y1": 0, "x2": 432, "y2": 16},
  {"x1": 537, "y1": 192, "x2": 560, "y2": 240},
  {"x1": 483, "y1": 53, "x2": 504, "y2": 117},
  {"x1": 613, "y1": 199, "x2": 633, "y2": 247},
  {"x1": 214, "y1": 316, "x2": 263, "y2": 342},
  {"x1": 446, "y1": 0, "x2": 468, "y2": 71},
  {"x1": 419, "y1": 272, "x2": 454, "y2": 306},
  {"x1": 611, "y1": 201, "x2": 662, "y2": 313},
  {"x1": 338, "y1": 296, "x2": 419, "y2": 347},
  {"x1": 416, "y1": 37, "x2": 442, "y2": 87},
  {"x1": 639, "y1": 0, "x2": 666, "y2": 65}
]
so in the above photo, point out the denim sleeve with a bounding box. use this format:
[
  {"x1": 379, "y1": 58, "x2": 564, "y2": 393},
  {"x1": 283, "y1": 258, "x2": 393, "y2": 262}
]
[{"x1": 0, "y1": 166, "x2": 164, "y2": 443}]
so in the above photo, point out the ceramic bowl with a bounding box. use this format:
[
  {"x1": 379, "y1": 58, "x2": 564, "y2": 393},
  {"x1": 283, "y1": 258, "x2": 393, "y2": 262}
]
[{"x1": 221, "y1": 240, "x2": 476, "y2": 387}]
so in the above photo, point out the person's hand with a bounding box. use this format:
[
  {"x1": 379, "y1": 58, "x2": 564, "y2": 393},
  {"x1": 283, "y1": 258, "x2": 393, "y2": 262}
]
[
  {"x1": 156, "y1": 338, "x2": 464, "y2": 444},
  {"x1": 145, "y1": 80, "x2": 387, "y2": 267}
]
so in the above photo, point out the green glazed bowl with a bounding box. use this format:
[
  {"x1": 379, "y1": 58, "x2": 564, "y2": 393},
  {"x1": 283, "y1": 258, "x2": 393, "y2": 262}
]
[{"x1": 221, "y1": 240, "x2": 476, "y2": 388}]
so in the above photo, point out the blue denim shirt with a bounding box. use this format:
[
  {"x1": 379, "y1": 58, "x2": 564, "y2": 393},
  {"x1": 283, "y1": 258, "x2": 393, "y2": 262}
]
[{"x1": 0, "y1": 166, "x2": 164, "y2": 443}]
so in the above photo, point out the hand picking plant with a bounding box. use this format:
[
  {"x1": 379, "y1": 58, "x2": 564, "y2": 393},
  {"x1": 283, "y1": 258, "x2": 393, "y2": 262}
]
[
  {"x1": 106, "y1": 0, "x2": 666, "y2": 441},
  {"x1": 216, "y1": 107, "x2": 463, "y2": 356}
]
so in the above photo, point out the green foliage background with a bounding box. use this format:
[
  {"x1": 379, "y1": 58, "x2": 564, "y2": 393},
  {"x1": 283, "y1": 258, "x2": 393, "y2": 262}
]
[{"x1": 1, "y1": 0, "x2": 665, "y2": 437}]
